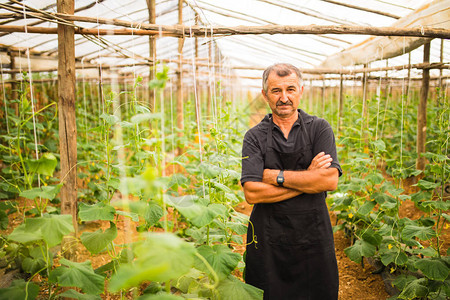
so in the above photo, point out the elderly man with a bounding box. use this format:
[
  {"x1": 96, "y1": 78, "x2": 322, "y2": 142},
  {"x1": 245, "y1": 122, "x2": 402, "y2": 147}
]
[{"x1": 241, "y1": 63, "x2": 342, "y2": 299}]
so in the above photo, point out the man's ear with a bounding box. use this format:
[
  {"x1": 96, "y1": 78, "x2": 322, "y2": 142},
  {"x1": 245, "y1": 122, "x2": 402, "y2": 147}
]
[
  {"x1": 261, "y1": 89, "x2": 268, "y2": 102},
  {"x1": 300, "y1": 85, "x2": 304, "y2": 97}
]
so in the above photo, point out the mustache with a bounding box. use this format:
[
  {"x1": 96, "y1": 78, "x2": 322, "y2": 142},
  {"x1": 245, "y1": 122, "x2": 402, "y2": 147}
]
[{"x1": 276, "y1": 100, "x2": 293, "y2": 106}]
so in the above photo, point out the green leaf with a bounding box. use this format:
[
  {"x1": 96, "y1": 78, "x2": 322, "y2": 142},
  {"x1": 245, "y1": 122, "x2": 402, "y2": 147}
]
[
  {"x1": 217, "y1": 275, "x2": 263, "y2": 300},
  {"x1": 20, "y1": 184, "x2": 62, "y2": 200},
  {"x1": 144, "y1": 203, "x2": 164, "y2": 226},
  {"x1": 57, "y1": 289, "x2": 102, "y2": 300},
  {"x1": 24, "y1": 214, "x2": 74, "y2": 247},
  {"x1": 195, "y1": 244, "x2": 241, "y2": 280},
  {"x1": 22, "y1": 246, "x2": 51, "y2": 275},
  {"x1": 27, "y1": 152, "x2": 58, "y2": 176},
  {"x1": 402, "y1": 225, "x2": 435, "y2": 241},
  {"x1": 130, "y1": 113, "x2": 162, "y2": 124},
  {"x1": 357, "y1": 201, "x2": 376, "y2": 216},
  {"x1": 415, "y1": 179, "x2": 440, "y2": 190},
  {"x1": 115, "y1": 210, "x2": 139, "y2": 222},
  {"x1": 344, "y1": 240, "x2": 376, "y2": 264},
  {"x1": 380, "y1": 249, "x2": 408, "y2": 266},
  {"x1": 415, "y1": 258, "x2": 449, "y2": 281},
  {"x1": 49, "y1": 258, "x2": 105, "y2": 295},
  {"x1": 0, "y1": 279, "x2": 39, "y2": 300},
  {"x1": 79, "y1": 202, "x2": 115, "y2": 222},
  {"x1": 81, "y1": 222, "x2": 117, "y2": 254},
  {"x1": 358, "y1": 228, "x2": 382, "y2": 246},
  {"x1": 109, "y1": 233, "x2": 196, "y2": 292},
  {"x1": 0, "y1": 210, "x2": 8, "y2": 230},
  {"x1": 370, "y1": 139, "x2": 386, "y2": 153},
  {"x1": 100, "y1": 113, "x2": 119, "y2": 126},
  {"x1": 165, "y1": 195, "x2": 221, "y2": 227},
  {"x1": 398, "y1": 278, "x2": 428, "y2": 300},
  {"x1": 8, "y1": 223, "x2": 43, "y2": 244}
]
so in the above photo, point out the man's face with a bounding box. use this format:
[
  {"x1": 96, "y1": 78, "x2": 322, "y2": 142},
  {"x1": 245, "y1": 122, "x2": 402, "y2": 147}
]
[{"x1": 262, "y1": 71, "x2": 303, "y2": 119}]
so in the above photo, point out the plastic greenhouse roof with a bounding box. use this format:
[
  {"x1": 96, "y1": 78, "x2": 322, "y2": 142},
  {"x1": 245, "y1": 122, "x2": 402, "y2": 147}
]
[{"x1": 0, "y1": 0, "x2": 449, "y2": 90}]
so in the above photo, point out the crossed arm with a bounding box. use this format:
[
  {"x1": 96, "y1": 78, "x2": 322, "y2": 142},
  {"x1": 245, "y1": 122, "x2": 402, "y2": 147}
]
[{"x1": 243, "y1": 152, "x2": 339, "y2": 204}]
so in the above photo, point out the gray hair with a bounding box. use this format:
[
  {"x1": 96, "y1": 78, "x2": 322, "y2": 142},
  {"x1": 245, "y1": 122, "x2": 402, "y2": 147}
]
[{"x1": 262, "y1": 63, "x2": 303, "y2": 93}]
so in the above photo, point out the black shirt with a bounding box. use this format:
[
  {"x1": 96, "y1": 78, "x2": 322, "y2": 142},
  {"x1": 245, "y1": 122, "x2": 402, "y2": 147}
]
[{"x1": 241, "y1": 109, "x2": 342, "y2": 186}]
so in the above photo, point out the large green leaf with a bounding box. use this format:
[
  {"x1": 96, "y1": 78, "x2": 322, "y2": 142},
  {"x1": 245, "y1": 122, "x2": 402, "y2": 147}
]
[
  {"x1": 398, "y1": 278, "x2": 428, "y2": 300},
  {"x1": 0, "y1": 210, "x2": 8, "y2": 230},
  {"x1": 49, "y1": 258, "x2": 105, "y2": 295},
  {"x1": 380, "y1": 249, "x2": 408, "y2": 266},
  {"x1": 27, "y1": 153, "x2": 58, "y2": 176},
  {"x1": 0, "y1": 279, "x2": 39, "y2": 300},
  {"x1": 165, "y1": 195, "x2": 223, "y2": 227},
  {"x1": 20, "y1": 184, "x2": 62, "y2": 200},
  {"x1": 415, "y1": 258, "x2": 449, "y2": 281},
  {"x1": 109, "y1": 233, "x2": 196, "y2": 292},
  {"x1": 78, "y1": 202, "x2": 115, "y2": 222},
  {"x1": 81, "y1": 222, "x2": 117, "y2": 254},
  {"x1": 25, "y1": 214, "x2": 74, "y2": 247},
  {"x1": 195, "y1": 244, "x2": 241, "y2": 280},
  {"x1": 217, "y1": 275, "x2": 263, "y2": 300},
  {"x1": 415, "y1": 179, "x2": 440, "y2": 190},
  {"x1": 8, "y1": 223, "x2": 43, "y2": 244},
  {"x1": 22, "y1": 246, "x2": 51, "y2": 275},
  {"x1": 57, "y1": 289, "x2": 102, "y2": 300},
  {"x1": 344, "y1": 240, "x2": 376, "y2": 264},
  {"x1": 144, "y1": 203, "x2": 164, "y2": 226},
  {"x1": 358, "y1": 228, "x2": 382, "y2": 246},
  {"x1": 402, "y1": 225, "x2": 435, "y2": 241}
]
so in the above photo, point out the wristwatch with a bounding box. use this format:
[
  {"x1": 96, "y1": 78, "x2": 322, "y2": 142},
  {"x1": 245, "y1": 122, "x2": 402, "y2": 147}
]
[{"x1": 276, "y1": 170, "x2": 285, "y2": 186}]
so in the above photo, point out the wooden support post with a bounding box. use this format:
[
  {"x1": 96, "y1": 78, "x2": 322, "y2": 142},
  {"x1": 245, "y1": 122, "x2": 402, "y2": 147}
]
[
  {"x1": 146, "y1": 0, "x2": 156, "y2": 111},
  {"x1": 362, "y1": 63, "x2": 369, "y2": 130},
  {"x1": 384, "y1": 59, "x2": 390, "y2": 98},
  {"x1": 338, "y1": 74, "x2": 344, "y2": 132},
  {"x1": 416, "y1": 42, "x2": 430, "y2": 172},
  {"x1": 9, "y1": 52, "x2": 18, "y2": 114},
  {"x1": 176, "y1": 0, "x2": 184, "y2": 155},
  {"x1": 57, "y1": 0, "x2": 77, "y2": 259}
]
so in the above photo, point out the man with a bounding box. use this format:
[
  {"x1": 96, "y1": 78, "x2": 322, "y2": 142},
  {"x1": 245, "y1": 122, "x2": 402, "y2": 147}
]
[{"x1": 241, "y1": 63, "x2": 342, "y2": 299}]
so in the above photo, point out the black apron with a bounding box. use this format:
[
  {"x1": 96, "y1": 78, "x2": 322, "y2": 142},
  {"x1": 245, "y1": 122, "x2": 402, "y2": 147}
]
[{"x1": 244, "y1": 115, "x2": 339, "y2": 300}]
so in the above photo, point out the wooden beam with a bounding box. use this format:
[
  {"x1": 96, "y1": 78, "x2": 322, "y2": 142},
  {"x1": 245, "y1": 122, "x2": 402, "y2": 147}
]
[
  {"x1": 1, "y1": 22, "x2": 449, "y2": 39},
  {"x1": 57, "y1": 0, "x2": 77, "y2": 260},
  {"x1": 416, "y1": 42, "x2": 430, "y2": 172}
]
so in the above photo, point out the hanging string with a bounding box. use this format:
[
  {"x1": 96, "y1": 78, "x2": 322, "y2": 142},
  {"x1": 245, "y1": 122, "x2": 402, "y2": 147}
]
[
  {"x1": 22, "y1": 2, "x2": 40, "y2": 184},
  {"x1": 81, "y1": 57, "x2": 88, "y2": 140},
  {"x1": 188, "y1": 7, "x2": 206, "y2": 199}
]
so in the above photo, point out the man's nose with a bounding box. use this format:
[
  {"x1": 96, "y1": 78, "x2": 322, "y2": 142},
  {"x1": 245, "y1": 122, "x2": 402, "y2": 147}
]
[{"x1": 280, "y1": 91, "x2": 288, "y2": 102}]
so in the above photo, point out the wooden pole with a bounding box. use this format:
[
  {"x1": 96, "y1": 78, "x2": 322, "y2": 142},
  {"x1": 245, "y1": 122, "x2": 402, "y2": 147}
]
[
  {"x1": 9, "y1": 52, "x2": 18, "y2": 114},
  {"x1": 416, "y1": 42, "x2": 430, "y2": 173},
  {"x1": 176, "y1": 0, "x2": 184, "y2": 155},
  {"x1": 1, "y1": 22, "x2": 450, "y2": 39},
  {"x1": 57, "y1": 0, "x2": 77, "y2": 259},
  {"x1": 146, "y1": 0, "x2": 156, "y2": 112}
]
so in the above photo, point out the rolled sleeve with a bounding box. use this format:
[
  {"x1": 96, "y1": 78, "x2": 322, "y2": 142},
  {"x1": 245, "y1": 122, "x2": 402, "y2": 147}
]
[
  {"x1": 241, "y1": 131, "x2": 264, "y2": 186},
  {"x1": 312, "y1": 119, "x2": 343, "y2": 177}
]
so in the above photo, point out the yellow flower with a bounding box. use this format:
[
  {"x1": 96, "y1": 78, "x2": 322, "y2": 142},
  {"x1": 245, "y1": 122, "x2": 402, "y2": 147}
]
[
  {"x1": 44, "y1": 182, "x2": 47, "y2": 186},
  {"x1": 348, "y1": 213, "x2": 353, "y2": 218},
  {"x1": 46, "y1": 176, "x2": 50, "y2": 180},
  {"x1": 445, "y1": 223, "x2": 449, "y2": 230},
  {"x1": 388, "y1": 244, "x2": 393, "y2": 249},
  {"x1": 390, "y1": 267, "x2": 395, "y2": 273},
  {"x1": 95, "y1": 175, "x2": 99, "y2": 180},
  {"x1": 91, "y1": 162, "x2": 95, "y2": 166},
  {"x1": 141, "y1": 159, "x2": 145, "y2": 164}
]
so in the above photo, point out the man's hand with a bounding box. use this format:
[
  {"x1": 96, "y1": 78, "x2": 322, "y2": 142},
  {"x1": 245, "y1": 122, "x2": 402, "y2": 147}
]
[{"x1": 308, "y1": 152, "x2": 333, "y2": 170}]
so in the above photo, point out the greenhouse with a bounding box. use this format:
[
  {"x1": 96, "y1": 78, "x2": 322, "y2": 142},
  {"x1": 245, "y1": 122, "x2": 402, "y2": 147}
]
[{"x1": 0, "y1": 0, "x2": 449, "y2": 299}]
